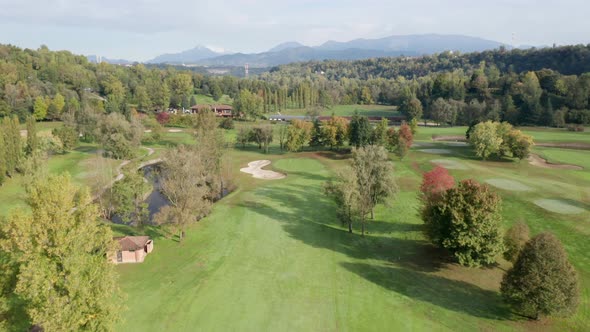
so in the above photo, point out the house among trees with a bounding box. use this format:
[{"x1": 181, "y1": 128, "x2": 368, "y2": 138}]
[
  {"x1": 111, "y1": 236, "x2": 154, "y2": 264},
  {"x1": 191, "y1": 104, "x2": 234, "y2": 117}
]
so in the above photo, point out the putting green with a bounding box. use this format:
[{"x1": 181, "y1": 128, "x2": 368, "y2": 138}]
[
  {"x1": 431, "y1": 159, "x2": 469, "y2": 170},
  {"x1": 484, "y1": 179, "x2": 532, "y2": 192},
  {"x1": 533, "y1": 199, "x2": 586, "y2": 214},
  {"x1": 418, "y1": 149, "x2": 453, "y2": 155}
]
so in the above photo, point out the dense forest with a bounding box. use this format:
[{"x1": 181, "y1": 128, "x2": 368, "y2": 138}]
[{"x1": 1, "y1": 43, "x2": 589, "y2": 127}]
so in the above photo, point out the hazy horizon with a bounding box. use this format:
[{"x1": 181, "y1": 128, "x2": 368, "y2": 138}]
[{"x1": 0, "y1": 0, "x2": 588, "y2": 61}]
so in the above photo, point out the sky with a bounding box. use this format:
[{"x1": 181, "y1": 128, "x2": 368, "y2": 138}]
[{"x1": 0, "y1": 0, "x2": 588, "y2": 61}]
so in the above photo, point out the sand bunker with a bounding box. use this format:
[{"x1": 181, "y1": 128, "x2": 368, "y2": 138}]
[
  {"x1": 528, "y1": 154, "x2": 582, "y2": 170},
  {"x1": 168, "y1": 129, "x2": 183, "y2": 133},
  {"x1": 534, "y1": 199, "x2": 586, "y2": 214},
  {"x1": 485, "y1": 179, "x2": 532, "y2": 192},
  {"x1": 240, "y1": 160, "x2": 286, "y2": 180},
  {"x1": 419, "y1": 149, "x2": 453, "y2": 155},
  {"x1": 431, "y1": 159, "x2": 469, "y2": 170}
]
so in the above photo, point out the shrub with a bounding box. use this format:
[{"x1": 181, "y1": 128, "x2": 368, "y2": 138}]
[
  {"x1": 219, "y1": 118, "x2": 234, "y2": 130},
  {"x1": 501, "y1": 233, "x2": 579, "y2": 319},
  {"x1": 156, "y1": 112, "x2": 170, "y2": 125}
]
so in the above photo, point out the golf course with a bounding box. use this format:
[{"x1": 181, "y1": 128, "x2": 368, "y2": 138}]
[
  {"x1": 1, "y1": 119, "x2": 588, "y2": 331},
  {"x1": 105, "y1": 124, "x2": 589, "y2": 331}
]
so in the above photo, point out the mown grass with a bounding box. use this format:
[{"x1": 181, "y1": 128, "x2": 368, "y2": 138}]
[
  {"x1": 2, "y1": 115, "x2": 590, "y2": 331},
  {"x1": 115, "y1": 133, "x2": 589, "y2": 331}
]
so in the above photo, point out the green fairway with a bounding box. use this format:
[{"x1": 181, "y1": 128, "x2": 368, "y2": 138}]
[{"x1": 114, "y1": 136, "x2": 590, "y2": 331}]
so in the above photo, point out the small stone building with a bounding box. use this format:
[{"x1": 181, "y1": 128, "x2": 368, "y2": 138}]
[{"x1": 111, "y1": 236, "x2": 154, "y2": 264}]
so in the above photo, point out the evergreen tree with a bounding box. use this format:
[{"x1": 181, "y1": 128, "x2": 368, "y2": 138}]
[
  {"x1": 2, "y1": 117, "x2": 22, "y2": 176},
  {"x1": 348, "y1": 112, "x2": 372, "y2": 147},
  {"x1": 25, "y1": 116, "x2": 38, "y2": 156},
  {"x1": 309, "y1": 118, "x2": 324, "y2": 147},
  {"x1": 190, "y1": 95, "x2": 197, "y2": 107},
  {"x1": 501, "y1": 233, "x2": 579, "y2": 320}
]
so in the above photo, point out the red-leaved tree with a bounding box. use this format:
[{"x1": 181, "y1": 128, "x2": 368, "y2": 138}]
[
  {"x1": 156, "y1": 112, "x2": 170, "y2": 125},
  {"x1": 420, "y1": 166, "x2": 455, "y2": 201},
  {"x1": 398, "y1": 122, "x2": 414, "y2": 149}
]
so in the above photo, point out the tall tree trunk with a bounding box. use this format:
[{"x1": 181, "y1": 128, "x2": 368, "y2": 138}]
[
  {"x1": 361, "y1": 216, "x2": 365, "y2": 237},
  {"x1": 347, "y1": 206, "x2": 352, "y2": 233},
  {"x1": 370, "y1": 208, "x2": 374, "y2": 220}
]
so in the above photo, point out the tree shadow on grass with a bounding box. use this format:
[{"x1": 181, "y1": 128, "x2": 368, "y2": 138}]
[
  {"x1": 341, "y1": 262, "x2": 511, "y2": 321},
  {"x1": 238, "y1": 184, "x2": 448, "y2": 272}
]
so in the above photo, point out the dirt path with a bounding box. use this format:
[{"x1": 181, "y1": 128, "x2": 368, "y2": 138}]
[
  {"x1": 93, "y1": 147, "x2": 160, "y2": 200},
  {"x1": 528, "y1": 153, "x2": 583, "y2": 170},
  {"x1": 240, "y1": 160, "x2": 286, "y2": 180}
]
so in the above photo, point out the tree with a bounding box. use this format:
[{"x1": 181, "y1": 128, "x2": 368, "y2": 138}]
[
  {"x1": 397, "y1": 122, "x2": 414, "y2": 149},
  {"x1": 155, "y1": 145, "x2": 213, "y2": 241},
  {"x1": 285, "y1": 119, "x2": 313, "y2": 152},
  {"x1": 25, "y1": 116, "x2": 38, "y2": 156},
  {"x1": 422, "y1": 179, "x2": 504, "y2": 267},
  {"x1": 0, "y1": 129, "x2": 6, "y2": 185},
  {"x1": 420, "y1": 166, "x2": 455, "y2": 202},
  {"x1": 371, "y1": 118, "x2": 389, "y2": 146},
  {"x1": 469, "y1": 121, "x2": 503, "y2": 160},
  {"x1": 351, "y1": 145, "x2": 398, "y2": 235},
  {"x1": 431, "y1": 98, "x2": 458, "y2": 125},
  {"x1": 504, "y1": 129, "x2": 534, "y2": 160},
  {"x1": 401, "y1": 97, "x2": 423, "y2": 122},
  {"x1": 321, "y1": 116, "x2": 348, "y2": 150},
  {"x1": 47, "y1": 93, "x2": 65, "y2": 120},
  {"x1": 360, "y1": 87, "x2": 374, "y2": 104},
  {"x1": 503, "y1": 222, "x2": 530, "y2": 263},
  {"x1": 324, "y1": 168, "x2": 360, "y2": 233},
  {"x1": 33, "y1": 96, "x2": 48, "y2": 120},
  {"x1": 309, "y1": 118, "x2": 324, "y2": 147},
  {"x1": 190, "y1": 95, "x2": 197, "y2": 107},
  {"x1": 96, "y1": 113, "x2": 143, "y2": 159},
  {"x1": 2, "y1": 116, "x2": 22, "y2": 176},
  {"x1": 348, "y1": 112, "x2": 371, "y2": 147},
  {"x1": 211, "y1": 81, "x2": 223, "y2": 101},
  {"x1": 501, "y1": 233, "x2": 579, "y2": 320},
  {"x1": 249, "y1": 125, "x2": 273, "y2": 153},
  {"x1": 236, "y1": 126, "x2": 251, "y2": 148},
  {"x1": 52, "y1": 125, "x2": 79, "y2": 152},
  {"x1": 233, "y1": 90, "x2": 263, "y2": 120},
  {"x1": 111, "y1": 171, "x2": 150, "y2": 226},
  {"x1": 277, "y1": 124, "x2": 288, "y2": 151},
  {"x1": 0, "y1": 174, "x2": 121, "y2": 331},
  {"x1": 395, "y1": 137, "x2": 409, "y2": 160}
]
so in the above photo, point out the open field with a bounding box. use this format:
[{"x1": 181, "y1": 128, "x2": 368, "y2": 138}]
[
  {"x1": 2, "y1": 120, "x2": 590, "y2": 331},
  {"x1": 279, "y1": 104, "x2": 401, "y2": 118}
]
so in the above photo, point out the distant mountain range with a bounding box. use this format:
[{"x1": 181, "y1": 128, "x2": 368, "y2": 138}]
[
  {"x1": 146, "y1": 45, "x2": 232, "y2": 64},
  {"x1": 92, "y1": 34, "x2": 512, "y2": 67}
]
